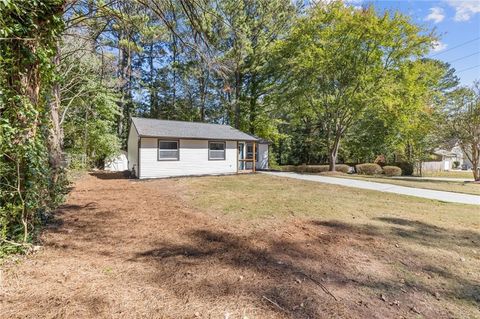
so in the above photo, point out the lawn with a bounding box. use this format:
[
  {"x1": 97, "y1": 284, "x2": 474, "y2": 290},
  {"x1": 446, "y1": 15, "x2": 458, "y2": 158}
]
[
  {"x1": 180, "y1": 174, "x2": 480, "y2": 318},
  {"x1": 335, "y1": 174, "x2": 480, "y2": 196},
  {"x1": 421, "y1": 170, "x2": 475, "y2": 179},
  {"x1": 2, "y1": 172, "x2": 479, "y2": 319}
]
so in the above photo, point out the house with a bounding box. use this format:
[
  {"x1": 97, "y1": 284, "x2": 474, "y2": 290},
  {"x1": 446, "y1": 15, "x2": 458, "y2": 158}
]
[
  {"x1": 127, "y1": 117, "x2": 269, "y2": 179},
  {"x1": 433, "y1": 149, "x2": 460, "y2": 170}
]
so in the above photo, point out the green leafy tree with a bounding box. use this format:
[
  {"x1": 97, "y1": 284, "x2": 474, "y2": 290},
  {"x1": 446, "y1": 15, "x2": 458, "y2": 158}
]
[
  {"x1": 59, "y1": 36, "x2": 121, "y2": 168},
  {"x1": 271, "y1": 3, "x2": 434, "y2": 170},
  {"x1": 444, "y1": 83, "x2": 480, "y2": 181}
]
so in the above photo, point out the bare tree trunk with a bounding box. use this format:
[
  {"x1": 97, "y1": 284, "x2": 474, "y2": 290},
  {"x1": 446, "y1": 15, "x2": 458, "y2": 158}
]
[
  {"x1": 328, "y1": 133, "x2": 341, "y2": 171},
  {"x1": 148, "y1": 42, "x2": 158, "y2": 118},
  {"x1": 234, "y1": 69, "x2": 242, "y2": 129},
  {"x1": 249, "y1": 74, "x2": 257, "y2": 134},
  {"x1": 472, "y1": 144, "x2": 479, "y2": 181},
  {"x1": 199, "y1": 70, "x2": 209, "y2": 121},
  {"x1": 48, "y1": 42, "x2": 64, "y2": 184}
]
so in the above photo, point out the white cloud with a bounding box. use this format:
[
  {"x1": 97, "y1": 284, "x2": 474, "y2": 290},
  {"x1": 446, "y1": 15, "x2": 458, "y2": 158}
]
[
  {"x1": 425, "y1": 7, "x2": 445, "y2": 23},
  {"x1": 447, "y1": 0, "x2": 480, "y2": 21},
  {"x1": 432, "y1": 40, "x2": 448, "y2": 52}
]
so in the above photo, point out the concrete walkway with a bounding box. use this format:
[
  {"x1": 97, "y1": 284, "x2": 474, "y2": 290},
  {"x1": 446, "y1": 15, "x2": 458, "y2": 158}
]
[{"x1": 262, "y1": 171, "x2": 480, "y2": 205}]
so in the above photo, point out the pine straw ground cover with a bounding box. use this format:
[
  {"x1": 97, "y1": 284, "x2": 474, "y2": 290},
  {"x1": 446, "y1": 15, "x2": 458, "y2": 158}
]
[{"x1": 1, "y1": 172, "x2": 479, "y2": 319}]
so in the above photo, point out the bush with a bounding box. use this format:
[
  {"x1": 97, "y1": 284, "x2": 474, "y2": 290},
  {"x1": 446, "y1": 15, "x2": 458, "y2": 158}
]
[
  {"x1": 355, "y1": 163, "x2": 383, "y2": 175},
  {"x1": 394, "y1": 162, "x2": 413, "y2": 176},
  {"x1": 334, "y1": 164, "x2": 351, "y2": 173},
  {"x1": 279, "y1": 164, "x2": 352, "y2": 174},
  {"x1": 383, "y1": 166, "x2": 402, "y2": 176}
]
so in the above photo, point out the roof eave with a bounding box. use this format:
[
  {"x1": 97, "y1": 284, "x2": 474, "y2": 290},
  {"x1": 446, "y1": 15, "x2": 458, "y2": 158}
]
[{"x1": 137, "y1": 134, "x2": 258, "y2": 142}]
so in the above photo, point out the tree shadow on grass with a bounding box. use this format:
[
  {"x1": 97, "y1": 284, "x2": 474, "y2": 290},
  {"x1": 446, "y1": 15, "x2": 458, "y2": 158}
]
[
  {"x1": 131, "y1": 229, "x2": 349, "y2": 318},
  {"x1": 130, "y1": 219, "x2": 480, "y2": 318},
  {"x1": 314, "y1": 217, "x2": 480, "y2": 249},
  {"x1": 313, "y1": 218, "x2": 480, "y2": 306}
]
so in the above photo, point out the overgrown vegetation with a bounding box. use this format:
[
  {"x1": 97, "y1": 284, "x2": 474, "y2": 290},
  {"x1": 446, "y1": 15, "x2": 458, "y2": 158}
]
[{"x1": 0, "y1": 0, "x2": 66, "y2": 254}]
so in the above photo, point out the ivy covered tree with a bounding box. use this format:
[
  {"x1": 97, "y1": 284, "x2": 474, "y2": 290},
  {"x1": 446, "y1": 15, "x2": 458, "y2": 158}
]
[{"x1": 0, "y1": 0, "x2": 65, "y2": 251}]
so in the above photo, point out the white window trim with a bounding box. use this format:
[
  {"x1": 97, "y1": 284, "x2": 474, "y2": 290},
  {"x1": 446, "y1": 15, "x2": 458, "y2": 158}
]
[
  {"x1": 208, "y1": 141, "x2": 226, "y2": 161},
  {"x1": 158, "y1": 139, "x2": 179, "y2": 161}
]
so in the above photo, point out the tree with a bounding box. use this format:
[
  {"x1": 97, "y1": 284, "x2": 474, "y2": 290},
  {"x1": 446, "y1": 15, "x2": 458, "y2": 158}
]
[
  {"x1": 445, "y1": 83, "x2": 480, "y2": 181},
  {"x1": 0, "y1": 0, "x2": 65, "y2": 249},
  {"x1": 59, "y1": 35, "x2": 121, "y2": 168},
  {"x1": 271, "y1": 3, "x2": 434, "y2": 170}
]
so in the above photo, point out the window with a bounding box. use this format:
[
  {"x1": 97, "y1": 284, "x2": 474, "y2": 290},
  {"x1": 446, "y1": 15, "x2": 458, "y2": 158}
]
[
  {"x1": 246, "y1": 143, "x2": 258, "y2": 162},
  {"x1": 209, "y1": 141, "x2": 226, "y2": 160},
  {"x1": 158, "y1": 140, "x2": 179, "y2": 160}
]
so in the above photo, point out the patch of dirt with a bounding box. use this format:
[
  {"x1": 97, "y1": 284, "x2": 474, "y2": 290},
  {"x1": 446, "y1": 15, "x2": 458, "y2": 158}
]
[{"x1": 1, "y1": 172, "x2": 477, "y2": 318}]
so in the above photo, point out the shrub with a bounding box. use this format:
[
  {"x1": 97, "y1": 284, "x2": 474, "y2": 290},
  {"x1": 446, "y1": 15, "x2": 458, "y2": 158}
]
[
  {"x1": 383, "y1": 166, "x2": 402, "y2": 176},
  {"x1": 305, "y1": 164, "x2": 351, "y2": 173},
  {"x1": 335, "y1": 164, "x2": 351, "y2": 174},
  {"x1": 355, "y1": 163, "x2": 383, "y2": 175},
  {"x1": 279, "y1": 164, "x2": 352, "y2": 174},
  {"x1": 394, "y1": 162, "x2": 413, "y2": 176}
]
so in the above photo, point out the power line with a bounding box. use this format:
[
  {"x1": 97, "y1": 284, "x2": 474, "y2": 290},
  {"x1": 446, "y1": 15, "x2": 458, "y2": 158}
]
[
  {"x1": 448, "y1": 51, "x2": 480, "y2": 63},
  {"x1": 456, "y1": 64, "x2": 480, "y2": 74},
  {"x1": 431, "y1": 36, "x2": 480, "y2": 57}
]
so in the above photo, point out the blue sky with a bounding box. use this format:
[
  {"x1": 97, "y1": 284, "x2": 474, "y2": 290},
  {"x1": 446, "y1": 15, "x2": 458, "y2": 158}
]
[{"x1": 347, "y1": 0, "x2": 480, "y2": 86}]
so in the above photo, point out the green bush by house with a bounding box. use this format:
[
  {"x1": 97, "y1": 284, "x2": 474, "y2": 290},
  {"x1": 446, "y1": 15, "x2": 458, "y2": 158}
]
[
  {"x1": 355, "y1": 163, "x2": 383, "y2": 175},
  {"x1": 383, "y1": 166, "x2": 402, "y2": 176},
  {"x1": 279, "y1": 164, "x2": 351, "y2": 173}
]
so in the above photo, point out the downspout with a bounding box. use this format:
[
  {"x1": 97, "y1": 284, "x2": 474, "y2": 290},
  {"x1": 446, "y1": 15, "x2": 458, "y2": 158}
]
[{"x1": 137, "y1": 137, "x2": 141, "y2": 179}]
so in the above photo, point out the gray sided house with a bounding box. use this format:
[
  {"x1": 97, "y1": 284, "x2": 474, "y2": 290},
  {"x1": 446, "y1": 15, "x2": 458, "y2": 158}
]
[{"x1": 127, "y1": 117, "x2": 269, "y2": 179}]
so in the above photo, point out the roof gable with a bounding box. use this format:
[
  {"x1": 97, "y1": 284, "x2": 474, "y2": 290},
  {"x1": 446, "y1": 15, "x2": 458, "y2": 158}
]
[{"x1": 131, "y1": 117, "x2": 258, "y2": 141}]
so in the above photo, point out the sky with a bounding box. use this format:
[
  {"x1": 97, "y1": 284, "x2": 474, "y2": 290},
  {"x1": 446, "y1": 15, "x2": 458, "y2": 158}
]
[{"x1": 346, "y1": 0, "x2": 480, "y2": 86}]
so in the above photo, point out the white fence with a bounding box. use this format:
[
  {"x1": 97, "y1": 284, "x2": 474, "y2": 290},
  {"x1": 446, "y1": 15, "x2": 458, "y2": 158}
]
[{"x1": 421, "y1": 161, "x2": 445, "y2": 172}]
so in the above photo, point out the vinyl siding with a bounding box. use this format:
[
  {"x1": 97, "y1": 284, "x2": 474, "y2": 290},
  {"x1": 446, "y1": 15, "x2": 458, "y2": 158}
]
[
  {"x1": 256, "y1": 143, "x2": 269, "y2": 170},
  {"x1": 139, "y1": 138, "x2": 237, "y2": 178},
  {"x1": 127, "y1": 125, "x2": 139, "y2": 176}
]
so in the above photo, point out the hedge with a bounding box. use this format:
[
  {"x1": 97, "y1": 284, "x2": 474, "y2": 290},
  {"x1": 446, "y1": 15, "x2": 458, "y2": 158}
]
[
  {"x1": 279, "y1": 164, "x2": 351, "y2": 174},
  {"x1": 355, "y1": 163, "x2": 383, "y2": 175},
  {"x1": 383, "y1": 166, "x2": 402, "y2": 176}
]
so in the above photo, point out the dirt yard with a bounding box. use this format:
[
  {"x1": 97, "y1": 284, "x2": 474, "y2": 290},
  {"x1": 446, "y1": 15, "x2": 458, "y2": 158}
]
[{"x1": 1, "y1": 172, "x2": 479, "y2": 319}]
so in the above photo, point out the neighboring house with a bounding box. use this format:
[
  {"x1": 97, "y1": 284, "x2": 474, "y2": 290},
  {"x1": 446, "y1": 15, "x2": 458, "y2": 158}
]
[
  {"x1": 421, "y1": 149, "x2": 460, "y2": 172},
  {"x1": 433, "y1": 149, "x2": 459, "y2": 170},
  {"x1": 127, "y1": 117, "x2": 269, "y2": 179}
]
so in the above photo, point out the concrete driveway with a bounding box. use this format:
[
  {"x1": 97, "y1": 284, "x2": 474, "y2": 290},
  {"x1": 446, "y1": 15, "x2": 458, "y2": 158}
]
[{"x1": 262, "y1": 171, "x2": 480, "y2": 205}]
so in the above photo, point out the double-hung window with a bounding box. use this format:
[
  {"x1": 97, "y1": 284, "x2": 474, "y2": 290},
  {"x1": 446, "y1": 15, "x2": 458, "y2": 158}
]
[
  {"x1": 158, "y1": 140, "x2": 179, "y2": 160},
  {"x1": 209, "y1": 141, "x2": 226, "y2": 160}
]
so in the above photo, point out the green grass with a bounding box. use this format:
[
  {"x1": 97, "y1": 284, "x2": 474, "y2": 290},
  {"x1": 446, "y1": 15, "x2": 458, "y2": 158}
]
[
  {"x1": 421, "y1": 170, "x2": 475, "y2": 178},
  {"x1": 179, "y1": 174, "x2": 479, "y2": 228},
  {"x1": 177, "y1": 174, "x2": 480, "y2": 318}
]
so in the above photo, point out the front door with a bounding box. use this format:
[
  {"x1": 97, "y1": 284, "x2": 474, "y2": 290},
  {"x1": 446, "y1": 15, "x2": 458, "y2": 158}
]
[{"x1": 238, "y1": 142, "x2": 245, "y2": 170}]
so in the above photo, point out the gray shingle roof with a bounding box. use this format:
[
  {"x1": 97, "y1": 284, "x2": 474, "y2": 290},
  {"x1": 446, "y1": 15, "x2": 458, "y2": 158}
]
[{"x1": 131, "y1": 117, "x2": 258, "y2": 141}]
